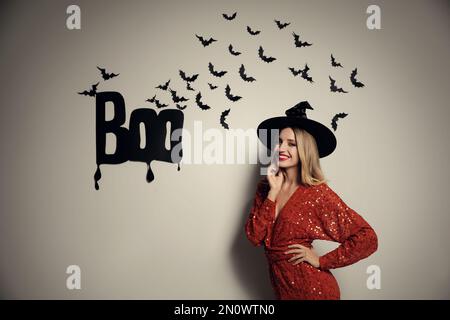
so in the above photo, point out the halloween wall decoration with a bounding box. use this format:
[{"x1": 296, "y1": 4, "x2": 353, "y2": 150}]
[{"x1": 77, "y1": 9, "x2": 367, "y2": 190}]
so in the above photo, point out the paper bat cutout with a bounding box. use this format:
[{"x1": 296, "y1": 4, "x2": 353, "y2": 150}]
[
  {"x1": 247, "y1": 26, "x2": 261, "y2": 35},
  {"x1": 208, "y1": 83, "x2": 218, "y2": 90},
  {"x1": 225, "y1": 84, "x2": 242, "y2": 102},
  {"x1": 258, "y1": 46, "x2": 276, "y2": 63},
  {"x1": 329, "y1": 76, "x2": 348, "y2": 93},
  {"x1": 239, "y1": 64, "x2": 256, "y2": 82},
  {"x1": 350, "y1": 68, "x2": 365, "y2": 88},
  {"x1": 274, "y1": 19, "x2": 290, "y2": 29},
  {"x1": 97, "y1": 66, "x2": 119, "y2": 80},
  {"x1": 176, "y1": 103, "x2": 187, "y2": 110},
  {"x1": 228, "y1": 44, "x2": 241, "y2": 56},
  {"x1": 169, "y1": 88, "x2": 189, "y2": 103},
  {"x1": 292, "y1": 32, "x2": 312, "y2": 47},
  {"x1": 179, "y1": 70, "x2": 199, "y2": 82},
  {"x1": 156, "y1": 79, "x2": 170, "y2": 90},
  {"x1": 78, "y1": 82, "x2": 99, "y2": 97},
  {"x1": 195, "y1": 34, "x2": 217, "y2": 47},
  {"x1": 186, "y1": 82, "x2": 195, "y2": 91},
  {"x1": 288, "y1": 64, "x2": 313, "y2": 83},
  {"x1": 331, "y1": 54, "x2": 343, "y2": 68},
  {"x1": 146, "y1": 95, "x2": 169, "y2": 108},
  {"x1": 195, "y1": 92, "x2": 211, "y2": 110},
  {"x1": 208, "y1": 62, "x2": 227, "y2": 77},
  {"x1": 331, "y1": 112, "x2": 348, "y2": 131},
  {"x1": 220, "y1": 109, "x2": 231, "y2": 129},
  {"x1": 222, "y1": 12, "x2": 237, "y2": 20}
]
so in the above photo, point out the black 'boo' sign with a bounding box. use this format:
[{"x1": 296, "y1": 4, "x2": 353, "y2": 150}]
[{"x1": 94, "y1": 92, "x2": 184, "y2": 190}]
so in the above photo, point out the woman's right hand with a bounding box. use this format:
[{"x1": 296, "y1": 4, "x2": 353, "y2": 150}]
[{"x1": 267, "y1": 151, "x2": 283, "y2": 201}]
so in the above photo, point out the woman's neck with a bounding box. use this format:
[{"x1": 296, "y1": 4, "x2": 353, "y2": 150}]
[{"x1": 281, "y1": 166, "x2": 300, "y2": 188}]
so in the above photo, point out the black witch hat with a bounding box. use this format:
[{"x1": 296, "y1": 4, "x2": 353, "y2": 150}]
[{"x1": 257, "y1": 101, "x2": 337, "y2": 158}]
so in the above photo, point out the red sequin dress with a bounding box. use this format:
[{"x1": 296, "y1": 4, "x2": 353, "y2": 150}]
[{"x1": 245, "y1": 178, "x2": 378, "y2": 300}]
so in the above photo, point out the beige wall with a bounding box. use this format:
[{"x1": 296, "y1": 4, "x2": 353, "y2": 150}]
[{"x1": 0, "y1": 0, "x2": 449, "y2": 299}]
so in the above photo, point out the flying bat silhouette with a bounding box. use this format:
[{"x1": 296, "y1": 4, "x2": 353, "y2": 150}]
[
  {"x1": 208, "y1": 83, "x2": 218, "y2": 90},
  {"x1": 156, "y1": 79, "x2": 170, "y2": 90},
  {"x1": 146, "y1": 95, "x2": 156, "y2": 103},
  {"x1": 176, "y1": 103, "x2": 187, "y2": 110},
  {"x1": 247, "y1": 26, "x2": 261, "y2": 35},
  {"x1": 195, "y1": 34, "x2": 217, "y2": 47},
  {"x1": 292, "y1": 32, "x2": 312, "y2": 47},
  {"x1": 289, "y1": 64, "x2": 313, "y2": 83},
  {"x1": 258, "y1": 46, "x2": 276, "y2": 63},
  {"x1": 145, "y1": 95, "x2": 168, "y2": 108},
  {"x1": 228, "y1": 44, "x2": 241, "y2": 56},
  {"x1": 97, "y1": 66, "x2": 119, "y2": 80},
  {"x1": 350, "y1": 68, "x2": 365, "y2": 88},
  {"x1": 329, "y1": 76, "x2": 348, "y2": 93},
  {"x1": 169, "y1": 88, "x2": 189, "y2": 103},
  {"x1": 225, "y1": 84, "x2": 242, "y2": 102},
  {"x1": 239, "y1": 64, "x2": 256, "y2": 82},
  {"x1": 179, "y1": 69, "x2": 199, "y2": 82},
  {"x1": 78, "y1": 82, "x2": 99, "y2": 97},
  {"x1": 195, "y1": 92, "x2": 211, "y2": 110},
  {"x1": 222, "y1": 12, "x2": 237, "y2": 20},
  {"x1": 331, "y1": 54, "x2": 343, "y2": 67},
  {"x1": 186, "y1": 82, "x2": 195, "y2": 91},
  {"x1": 220, "y1": 109, "x2": 231, "y2": 129},
  {"x1": 208, "y1": 62, "x2": 227, "y2": 77},
  {"x1": 331, "y1": 112, "x2": 348, "y2": 131},
  {"x1": 274, "y1": 19, "x2": 290, "y2": 29}
]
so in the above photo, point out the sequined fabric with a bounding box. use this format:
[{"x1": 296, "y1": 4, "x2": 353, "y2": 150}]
[{"x1": 245, "y1": 178, "x2": 378, "y2": 300}]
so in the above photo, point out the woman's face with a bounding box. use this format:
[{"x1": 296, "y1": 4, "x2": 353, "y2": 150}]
[{"x1": 275, "y1": 127, "x2": 300, "y2": 169}]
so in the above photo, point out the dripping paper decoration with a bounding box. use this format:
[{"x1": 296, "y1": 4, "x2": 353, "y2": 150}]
[{"x1": 94, "y1": 92, "x2": 184, "y2": 190}]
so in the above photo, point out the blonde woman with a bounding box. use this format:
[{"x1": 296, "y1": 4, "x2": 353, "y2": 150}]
[{"x1": 245, "y1": 101, "x2": 378, "y2": 300}]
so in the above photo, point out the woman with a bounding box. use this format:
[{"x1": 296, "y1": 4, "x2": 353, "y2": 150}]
[{"x1": 245, "y1": 101, "x2": 378, "y2": 300}]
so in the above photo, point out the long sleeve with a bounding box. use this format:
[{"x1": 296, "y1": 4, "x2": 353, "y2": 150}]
[
  {"x1": 245, "y1": 179, "x2": 277, "y2": 247},
  {"x1": 317, "y1": 184, "x2": 378, "y2": 271}
]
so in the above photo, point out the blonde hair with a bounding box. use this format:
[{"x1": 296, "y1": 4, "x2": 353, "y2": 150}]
[{"x1": 290, "y1": 127, "x2": 329, "y2": 186}]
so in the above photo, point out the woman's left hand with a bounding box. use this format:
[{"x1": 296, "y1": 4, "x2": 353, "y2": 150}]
[{"x1": 284, "y1": 244, "x2": 320, "y2": 268}]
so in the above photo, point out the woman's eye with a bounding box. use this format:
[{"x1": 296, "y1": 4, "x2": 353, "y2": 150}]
[{"x1": 289, "y1": 143, "x2": 296, "y2": 147}]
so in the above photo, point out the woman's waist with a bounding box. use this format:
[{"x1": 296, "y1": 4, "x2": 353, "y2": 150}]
[{"x1": 264, "y1": 239, "x2": 313, "y2": 262}]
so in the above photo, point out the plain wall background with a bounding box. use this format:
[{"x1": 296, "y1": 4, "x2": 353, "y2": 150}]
[{"x1": 0, "y1": 0, "x2": 449, "y2": 299}]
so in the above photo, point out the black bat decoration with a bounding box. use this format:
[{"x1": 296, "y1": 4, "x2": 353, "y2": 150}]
[
  {"x1": 274, "y1": 19, "x2": 290, "y2": 29},
  {"x1": 329, "y1": 76, "x2": 348, "y2": 93},
  {"x1": 239, "y1": 64, "x2": 256, "y2": 82},
  {"x1": 146, "y1": 94, "x2": 156, "y2": 103},
  {"x1": 331, "y1": 112, "x2": 348, "y2": 131},
  {"x1": 156, "y1": 79, "x2": 170, "y2": 90},
  {"x1": 179, "y1": 70, "x2": 199, "y2": 82},
  {"x1": 208, "y1": 62, "x2": 227, "y2": 77},
  {"x1": 225, "y1": 84, "x2": 242, "y2": 102},
  {"x1": 186, "y1": 82, "x2": 195, "y2": 91},
  {"x1": 220, "y1": 109, "x2": 231, "y2": 129},
  {"x1": 289, "y1": 64, "x2": 313, "y2": 83},
  {"x1": 208, "y1": 83, "x2": 218, "y2": 90},
  {"x1": 222, "y1": 12, "x2": 237, "y2": 20},
  {"x1": 228, "y1": 44, "x2": 241, "y2": 56},
  {"x1": 331, "y1": 54, "x2": 343, "y2": 68},
  {"x1": 258, "y1": 46, "x2": 276, "y2": 63},
  {"x1": 195, "y1": 34, "x2": 217, "y2": 47},
  {"x1": 78, "y1": 82, "x2": 99, "y2": 97},
  {"x1": 169, "y1": 88, "x2": 189, "y2": 103},
  {"x1": 350, "y1": 68, "x2": 365, "y2": 88},
  {"x1": 292, "y1": 32, "x2": 312, "y2": 47},
  {"x1": 195, "y1": 92, "x2": 211, "y2": 110},
  {"x1": 247, "y1": 26, "x2": 261, "y2": 35},
  {"x1": 97, "y1": 66, "x2": 119, "y2": 80},
  {"x1": 145, "y1": 95, "x2": 168, "y2": 108},
  {"x1": 176, "y1": 104, "x2": 187, "y2": 110}
]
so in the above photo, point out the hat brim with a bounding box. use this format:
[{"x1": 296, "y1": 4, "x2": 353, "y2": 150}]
[{"x1": 257, "y1": 116, "x2": 337, "y2": 158}]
